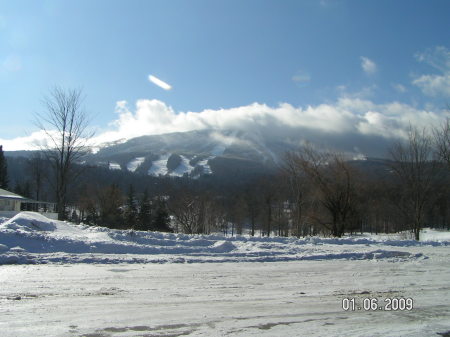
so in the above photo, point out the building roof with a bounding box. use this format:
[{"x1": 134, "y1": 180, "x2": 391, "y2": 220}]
[{"x1": 0, "y1": 188, "x2": 28, "y2": 200}]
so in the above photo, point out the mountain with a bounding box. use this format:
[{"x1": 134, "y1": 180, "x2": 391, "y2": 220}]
[
  {"x1": 83, "y1": 129, "x2": 290, "y2": 178},
  {"x1": 5, "y1": 127, "x2": 394, "y2": 180}
]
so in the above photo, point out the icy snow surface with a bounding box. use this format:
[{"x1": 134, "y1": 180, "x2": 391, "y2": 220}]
[{"x1": 1, "y1": 213, "x2": 450, "y2": 336}]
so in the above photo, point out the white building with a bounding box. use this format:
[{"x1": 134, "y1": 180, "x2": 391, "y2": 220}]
[{"x1": 0, "y1": 188, "x2": 58, "y2": 219}]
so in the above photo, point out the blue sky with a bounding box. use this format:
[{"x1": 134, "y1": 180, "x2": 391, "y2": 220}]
[{"x1": 1, "y1": 0, "x2": 449, "y2": 150}]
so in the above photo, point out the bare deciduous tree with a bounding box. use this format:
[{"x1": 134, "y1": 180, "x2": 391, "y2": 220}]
[
  {"x1": 27, "y1": 152, "x2": 46, "y2": 201},
  {"x1": 286, "y1": 144, "x2": 360, "y2": 237},
  {"x1": 433, "y1": 117, "x2": 450, "y2": 169},
  {"x1": 36, "y1": 87, "x2": 93, "y2": 220},
  {"x1": 389, "y1": 126, "x2": 438, "y2": 240},
  {"x1": 0, "y1": 145, "x2": 8, "y2": 189},
  {"x1": 283, "y1": 152, "x2": 308, "y2": 237},
  {"x1": 243, "y1": 183, "x2": 261, "y2": 237},
  {"x1": 260, "y1": 175, "x2": 277, "y2": 237},
  {"x1": 168, "y1": 189, "x2": 205, "y2": 234}
]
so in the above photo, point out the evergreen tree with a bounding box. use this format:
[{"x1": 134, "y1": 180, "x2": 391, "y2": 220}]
[
  {"x1": 138, "y1": 188, "x2": 152, "y2": 231},
  {"x1": 152, "y1": 197, "x2": 172, "y2": 232},
  {"x1": 124, "y1": 184, "x2": 138, "y2": 229},
  {"x1": 0, "y1": 145, "x2": 8, "y2": 189},
  {"x1": 98, "y1": 184, "x2": 123, "y2": 229},
  {"x1": 84, "y1": 199, "x2": 99, "y2": 225}
]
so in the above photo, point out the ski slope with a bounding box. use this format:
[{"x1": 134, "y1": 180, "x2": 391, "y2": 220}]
[
  {"x1": 170, "y1": 155, "x2": 195, "y2": 177},
  {"x1": 147, "y1": 154, "x2": 170, "y2": 176},
  {"x1": 126, "y1": 157, "x2": 145, "y2": 172},
  {"x1": 108, "y1": 162, "x2": 121, "y2": 170},
  {"x1": 146, "y1": 153, "x2": 211, "y2": 177}
]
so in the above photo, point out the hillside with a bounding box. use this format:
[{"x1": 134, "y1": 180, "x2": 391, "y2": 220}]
[{"x1": 4, "y1": 126, "x2": 401, "y2": 182}]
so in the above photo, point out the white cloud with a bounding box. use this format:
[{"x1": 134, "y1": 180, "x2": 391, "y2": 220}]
[
  {"x1": 0, "y1": 130, "x2": 53, "y2": 151},
  {"x1": 360, "y1": 56, "x2": 377, "y2": 75},
  {"x1": 3, "y1": 97, "x2": 445, "y2": 152},
  {"x1": 148, "y1": 75, "x2": 172, "y2": 91},
  {"x1": 210, "y1": 131, "x2": 252, "y2": 149},
  {"x1": 90, "y1": 97, "x2": 442, "y2": 146},
  {"x1": 413, "y1": 73, "x2": 450, "y2": 97},
  {"x1": 415, "y1": 46, "x2": 450, "y2": 73},
  {"x1": 356, "y1": 101, "x2": 441, "y2": 139},
  {"x1": 413, "y1": 46, "x2": 450, "y2": 97}
]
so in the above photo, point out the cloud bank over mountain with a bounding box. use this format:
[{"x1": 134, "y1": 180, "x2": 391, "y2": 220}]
[
  {"x1": 1, "y1": 95, "x2": 446, "y2": 155},
  {"x1": 92, "y1": 96, "x2": 443, "y2": 145}
]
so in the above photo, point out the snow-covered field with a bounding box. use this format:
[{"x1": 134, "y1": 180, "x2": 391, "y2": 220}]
[{"x1": 1, "y1": 212, "x2": 450, "y2": 336}]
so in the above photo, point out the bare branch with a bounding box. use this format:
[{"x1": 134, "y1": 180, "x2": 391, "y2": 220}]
[
  {"x1": 34, "y1": 86, "x2": 94, "y2": 220},
  {"x1": 433, "y1": 117, "x2": 450, "y2": 169},
  {"x1": 388, "y1": 125, "x2": 439, "y2": 240}
]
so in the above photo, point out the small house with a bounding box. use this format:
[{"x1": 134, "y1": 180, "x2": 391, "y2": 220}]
[
  {"x1": 0, "y1": 188, "x2": 57, "y2": 219},
  {"x1": 0, "y1": 188, "x2": 27, "y2": 214}
]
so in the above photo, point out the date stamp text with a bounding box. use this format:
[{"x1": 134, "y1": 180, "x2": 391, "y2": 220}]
[{"x1": 342, "y1": 297, "x2": 414, "y2": 311}]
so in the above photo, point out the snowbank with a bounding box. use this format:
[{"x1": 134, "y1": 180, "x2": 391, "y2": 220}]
[
  {"x1": 0, "y1": 212, "x2": 447, "y2": 265},
  {"x1": 1, "y1": 212, "x2": 57, "y2": 232},
  {"x1": 420, "y1": 228, "x2": 450, "y2": 242}
]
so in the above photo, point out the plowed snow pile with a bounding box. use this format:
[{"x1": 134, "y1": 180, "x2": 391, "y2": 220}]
[{"x1": 0, "y1": 212, "x2": 447, "y2": 265}]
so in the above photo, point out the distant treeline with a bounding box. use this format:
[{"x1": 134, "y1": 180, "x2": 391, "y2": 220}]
[{"x1": 3, "y1": 123, "x2": 450, "y2": 240}]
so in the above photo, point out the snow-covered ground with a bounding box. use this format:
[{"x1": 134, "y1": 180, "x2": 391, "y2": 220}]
[
  {"x1": 1, "y1": 212, "x2": 445, "y2": 265},
  {"x1": 1, "y1": 212, "x2": 450, "y2": 336}
]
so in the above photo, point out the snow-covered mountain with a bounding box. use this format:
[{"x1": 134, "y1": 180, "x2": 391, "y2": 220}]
[
  {"x1": 6, "y1": 127, "x2": 393, "y2": 179},
  {"x1": 84, "y1": 129, "x2": 295, "y2": 178},
  {"x1": 84, "y1": 127, "x2": 394, "y2": 178}
]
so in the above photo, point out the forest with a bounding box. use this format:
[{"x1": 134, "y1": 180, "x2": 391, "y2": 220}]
[{"x1": 2, "y1": 120, "x2": 449, "y2": 241}]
